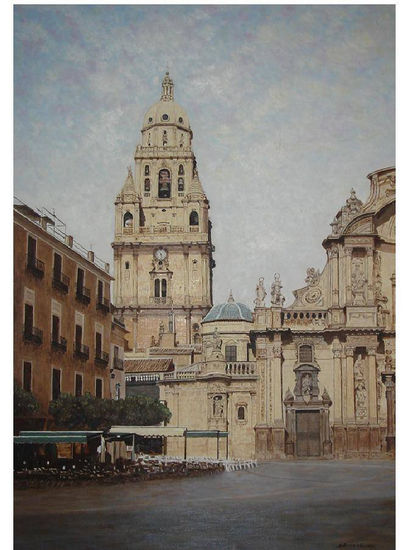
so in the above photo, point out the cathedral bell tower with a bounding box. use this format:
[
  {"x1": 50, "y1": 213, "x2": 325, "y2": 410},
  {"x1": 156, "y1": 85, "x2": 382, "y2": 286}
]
[{"x1": 112, "y1": 73, "x2": 214, "y2": 352}]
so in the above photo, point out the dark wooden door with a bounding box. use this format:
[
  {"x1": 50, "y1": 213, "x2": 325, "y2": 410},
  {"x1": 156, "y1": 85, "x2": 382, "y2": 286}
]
[{"x1": 296, "y1": 411, "x2": 321, "y2": 457}]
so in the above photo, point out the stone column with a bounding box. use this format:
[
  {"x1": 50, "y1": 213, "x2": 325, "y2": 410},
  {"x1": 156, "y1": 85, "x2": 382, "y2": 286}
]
[
  {"x1": 332, "y1": 345, "x2": 342, "y2": 424},
  {"x1": 201, "y1": 249, "x2": 209, "y2": 303},
  {"x1": 391, "y1": 273, "x2": 396, "y2": 329},
  {"x1": 366, "y1": 247, "x2": 375, "y2": 305},
  {"x1": 381, "y1": 371, "x2": 395, "y2": 454},
  {"x1": 345, "y1": 345, "x2": 355, "y2": 423},
  {"x1": 344, "y1": 246, "x2": 353, "y2": 305},
  {"x1": 113, "y1": 247, "x2": 121, "y2": 305},
  {"x1": 272, "y1": 344, "x2": 283, "y2": 426},
  {"x1": 183, "y1": 246, "x2": 190, "y2": 306},
  {"x1": 366, "y1": 346, "x2": 378, "y2": 425},
  {"x1": 330, "y1": 246, "x2": 339, "y2": 307},
  {"x1": 133, "y1": 245, "x2": 139, "y2": 306}
]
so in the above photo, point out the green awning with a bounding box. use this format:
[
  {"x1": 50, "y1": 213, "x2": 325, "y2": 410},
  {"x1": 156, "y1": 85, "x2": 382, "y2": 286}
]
[
  {"x1": 15, "y1": 431, "x2": 104, "y2": 444},
  {"x1": 186, "y1": 430, "x2": 228, "y2": 438},
  {"x1": 15, "y1": 435, "x2": 90, "y2": 444}
]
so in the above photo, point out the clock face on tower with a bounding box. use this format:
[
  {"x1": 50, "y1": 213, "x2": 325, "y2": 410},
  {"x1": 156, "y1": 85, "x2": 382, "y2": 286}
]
[{"x1": 155, "y1": 248, "x2": 167, "y2": 261}]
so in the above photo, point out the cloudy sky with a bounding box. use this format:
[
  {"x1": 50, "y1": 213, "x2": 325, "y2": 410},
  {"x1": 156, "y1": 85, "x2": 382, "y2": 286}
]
[{"x1": 14, "y1": 5, "x2": 395, "y2": 308}]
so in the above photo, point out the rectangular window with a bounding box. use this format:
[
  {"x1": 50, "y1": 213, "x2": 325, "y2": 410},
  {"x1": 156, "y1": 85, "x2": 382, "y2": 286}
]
[
  {"x1": 52, "y1": 315, "x2": 60, "y2": 343},
  {"x1": 95, "y1": 331, "x2": 102, "y2": 355},
  {"x1": 53, "y1": 252, "x2": 62, "y2": 280},
  {"x1": 24, "y1": 303, "x2": 34, "y2": 335},
  {"x1": 97, "y1": 280, "x2": 103, "y2": 303},
  {"x1": 23, "y1": 362, "x2": 32, "y2": 392},
  {"x1": 75, "y1": 324, "x2": 82, "y2": 347},
  {"x1": 161, "y1": 279, "x2": 167, "y2": 298},
  {"x1": 52, "y1": 368, "x2": 61, "y2": 400},
  {"x1": 75, "y1": 374, "x2": 83, "y2": 397},
  {"x1": 225, "y1": 345, "x2": 237, "y2": 362},
  {"x1": 27, "y1": 235, "x2": 36, "y2": 262},
  {"x1": 77, "y1": 268, "x2": 84, "y2": 293},
  {"x1": 95, "y1": 378, "x2": 103, "y2": 399}
]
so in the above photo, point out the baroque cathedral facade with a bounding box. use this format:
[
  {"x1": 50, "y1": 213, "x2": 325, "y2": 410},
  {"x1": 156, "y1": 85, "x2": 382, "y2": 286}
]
[{"x1": 113, "y1": 74, "x2": 395, "y2": 460}]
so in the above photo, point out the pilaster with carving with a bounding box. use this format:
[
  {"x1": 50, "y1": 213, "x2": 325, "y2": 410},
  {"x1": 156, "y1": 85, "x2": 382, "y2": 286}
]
[
  {"x1": 345, "y1": 345, "x2": 355, "y2": 423},
  {"x1": 332, "y1": 343, "x2": 343, "y2": 424},
  {"x1": 344, "y1": 246, "x2": 353, "y2": 305},
  {"x1": 366, "y1": 247, "x2": 375, "y2": 305},
  {"x1": 366, "y1": 346, "x2": 378, "y2": 425}
]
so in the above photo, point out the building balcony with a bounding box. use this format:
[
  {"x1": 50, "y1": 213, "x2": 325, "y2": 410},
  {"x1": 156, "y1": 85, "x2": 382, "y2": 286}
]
[
  {"x1": 23, "y1": 325, "x2": 43, "y2": 345},
  {"x1": 73, "y1": 342, "x2": 89, "y2": 361},
  {"x1": 96, "y1": 297, "x2": 110, "y2": 314},
  {"x1": 52, "y1": 272, "x2": 70, "y2": 293},
  {"x1": 26, "y1": 255, "x2": 44, "y2": 279},
  {"x1": 225, "y1": 362, "x2": 256, "y2": 376},
  {"x1": 76, "y1": 285, "x2": 91, "y2": 305},
  {"x1": 51, "y1": 335, "x2": 67, "y2": 352},
  {"x1": 113, "y1": 358, "x2": 124, "y2": 371},
  {"x1": 95, "y1": 350, "x2": 109, "y2": 367}
]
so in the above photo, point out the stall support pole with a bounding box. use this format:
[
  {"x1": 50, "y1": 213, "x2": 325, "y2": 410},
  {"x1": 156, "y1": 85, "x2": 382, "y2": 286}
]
[
  {"x1": 132, "y1": 434, "x2": 136, "y2": 462},
  {"x1": 184, "y1": 431, "x2": 187, "y2": 460},
  {"x1": 216, "y1": 431, "x2": 220, "y2": 460}
]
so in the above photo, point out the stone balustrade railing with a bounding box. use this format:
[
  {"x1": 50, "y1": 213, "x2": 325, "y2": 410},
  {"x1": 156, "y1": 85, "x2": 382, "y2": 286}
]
[
  {"x1": 126, "y1": 373, "x2": 160, "y2": 383},
  {"x1": 281, "y1": 310, "x2": 329, "y2": 327},
  {"x1": 226, "y1": 362, "x2": 256, "y2": 375},
  {"x1": 164, "y1": 371, "x2": 197, "y2": 381}
]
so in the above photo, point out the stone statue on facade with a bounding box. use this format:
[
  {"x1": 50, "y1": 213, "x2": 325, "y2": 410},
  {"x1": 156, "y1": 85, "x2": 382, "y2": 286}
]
[
  {"x1": 254, "y1": 277, "x2": 267, "y2": 307},
  {"x1": 302, "y1": 373, "x2": 312, "y2": 396},
  {"x1": 355, "y1": 379, "x2": 367, "y2": 420},
  {"x1": 354, "y1": 354, "x2": 365, "y2": 378},
  {"x1": 271, "y1": 273, "x2": 285, "y2": 307},
  {"x1": 305, "y1": 267, "x2": 320, "y2": 287},
  {"x1": 213, "y1": 395, "x2": 224, "y2": 417},
  {"x1": 212, "y1": 327, "x2": 222, "y2": 352}
]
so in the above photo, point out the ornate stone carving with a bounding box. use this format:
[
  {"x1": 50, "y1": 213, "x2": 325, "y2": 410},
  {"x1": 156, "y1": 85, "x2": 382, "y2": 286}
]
[
  {"x1": 272, "y1": 345, "x2": 282, "y2": 358},
  {"x1": 303, "y1": 287, "x2": 322, "y2": 304},
  {"x1": 329, "y1": 246, "x2": 339, "y2": 259},
  {"x1": 351, "y1": 257, "x2": 367, "y2": 305},
  {"x1": 305, "y1": 267, "x2": 321, "y2": 287},
  {"x1": 254, "y1": 277, "x2": 267, "y2": 307},
  {"x1": 345, "y1": 345, "x2": 354, "y2": 357},
  {"x1": 384, "y1": 349, "x2": 394, "y2": 371},
  {"x1": 332, "y1": 348, "x2": 342, "y2": 359},
  {"x1": 212, "y1": 395, "x2": 224, "y2": 418},
  {"x1": 344, "y1": 246, "x2": 353, "y2": 257},
  {"x1": 271, "y1": 273, "x2": 285, "y2": 307}
]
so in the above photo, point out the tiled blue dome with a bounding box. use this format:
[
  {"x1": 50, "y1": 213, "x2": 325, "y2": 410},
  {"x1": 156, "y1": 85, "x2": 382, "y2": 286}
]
[{"x1": 203, "y1": 291, "x2": 253, "y2": 323}]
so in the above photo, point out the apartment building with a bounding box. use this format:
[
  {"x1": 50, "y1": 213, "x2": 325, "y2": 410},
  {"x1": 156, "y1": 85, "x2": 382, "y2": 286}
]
[{"x1": 14, "y1": 200, "x2": 127, "y2": 414}]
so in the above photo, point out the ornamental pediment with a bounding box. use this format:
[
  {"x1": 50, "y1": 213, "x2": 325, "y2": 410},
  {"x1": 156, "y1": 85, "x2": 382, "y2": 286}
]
[{"x1": 343, "y1": 215, "x2": 374, "y2": 236}]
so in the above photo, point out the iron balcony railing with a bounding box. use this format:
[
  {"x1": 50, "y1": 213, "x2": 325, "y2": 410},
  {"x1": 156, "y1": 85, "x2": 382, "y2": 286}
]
[
  {"x1": 51, "y1": 335, "x2": 67, "y2": 352},
  {"x1": 76, "y1": 285, "x2": 91, "y2": 305},
  {"x1": 26, "y1": 255, "x2": 45, "y2": 278},
  {"x1": 73, "y1": 342, "x2": 89, "y2": 360},
  {"x1": 95, "y1": 350, "x2": 109, "y2": 366},
  {"x1": 52, "y1": 272, "x2": 70, "y2": 293},
  {"x1": 23, "y1": 325, "x2": 43, "y2": 344},
  {"x1": 96, "y1": 297, "x2": 110, "y2": 313}
]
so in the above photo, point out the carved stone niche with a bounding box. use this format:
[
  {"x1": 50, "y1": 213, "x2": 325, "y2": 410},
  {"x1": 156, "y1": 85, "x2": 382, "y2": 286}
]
[{"x1": 293, "y1": 364, "x2": 320, "y2": 403}]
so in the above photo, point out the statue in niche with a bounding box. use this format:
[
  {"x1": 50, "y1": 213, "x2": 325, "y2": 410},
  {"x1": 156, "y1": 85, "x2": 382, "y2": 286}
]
[
  {"x1": 355, "y1": 380, "x2": 367, "y2": 420},
  {"x1": 302, "y1": 373, "x2": 312, "y2": 396},
  {"x1": 351, "y1": 258, "x2": 367, "y2": 305},
  {"x1": 254, "y1": 277, "x2": 267, "y2": 307},
  {"x1": 212, "y1": 327, "x2": 222, "y2": 352},
  {"x1": 354, "y1": 354, "x2": 365, "y2": 379},
  {"x1": 271, "y1": 273, "x2": 285, "y2": 306},
  {"x1": 213, "y1": 395, "x2": 224, "y2": 418},
  {"x1": 159, "y1": 321, "x2": 165, "y2": 336}
]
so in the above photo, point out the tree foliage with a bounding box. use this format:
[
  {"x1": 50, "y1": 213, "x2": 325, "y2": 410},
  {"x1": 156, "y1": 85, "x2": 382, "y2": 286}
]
[
  {"x1": 14, "y1": 382, "x2": 40, "y2": 417},
  {"x1": 48, "y1": 393, "x2": 171, "y2": 430}
]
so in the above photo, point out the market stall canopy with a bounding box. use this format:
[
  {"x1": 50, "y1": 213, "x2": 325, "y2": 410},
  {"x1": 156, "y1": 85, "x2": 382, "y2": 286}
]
[{"x1": 109, "y1": 426, "x2": 186, "y2": 438}]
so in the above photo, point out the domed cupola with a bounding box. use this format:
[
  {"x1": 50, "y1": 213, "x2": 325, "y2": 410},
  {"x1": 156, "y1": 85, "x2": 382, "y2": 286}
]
[
  {"x1": 202, "y1": 291, "x2": 253, "y2": 323},
  {"x1": 142, "y1": 72, "x2": 192, "y2": 147}
]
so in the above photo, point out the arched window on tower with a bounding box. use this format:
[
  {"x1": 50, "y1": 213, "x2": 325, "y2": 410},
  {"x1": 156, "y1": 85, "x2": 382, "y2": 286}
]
[
  {"x1": 237, "y1": 406, "x2": 246, "y2": 421},
  {"x1": 299, "y1": 344, "x2": 313, "y2": 363},
  {"x1": 178, "y1": 164, "x2": 184, "y2": 175},
  {"x1": 154, "y1": 279, "x2": 160, "y2": 298},
  {"x1": 189, "y1": 211, "x2": 199, "y2": 226},
  {"x1": 161, "y1": 279, "x2": 167, "y2": 298},
  {"x1": 144, "y1": 165, "x2": 150, "y2": 176},
  {"x1": 123, "y1": 212, "x2": 133, "y2": 228},
  {"x1": 144, "y1": 178, "x2": 150, "y2": 192},
  {"x1": 178, "y1": 178, "x2": 184, "y2": 192},
  {"x1": 158, "y1": 169, "x2": 171, "y2": 198}
]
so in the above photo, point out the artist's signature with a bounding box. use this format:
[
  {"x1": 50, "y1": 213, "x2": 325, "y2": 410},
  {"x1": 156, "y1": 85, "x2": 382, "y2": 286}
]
[{"x1": 337, "y1": 544, "x2": 375, "y2": 549}]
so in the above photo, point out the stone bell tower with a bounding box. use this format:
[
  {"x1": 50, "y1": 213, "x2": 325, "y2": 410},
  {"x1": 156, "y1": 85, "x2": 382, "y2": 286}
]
[{"x1": 112, "y1": 73, "x2": 214, "y2": 352}]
